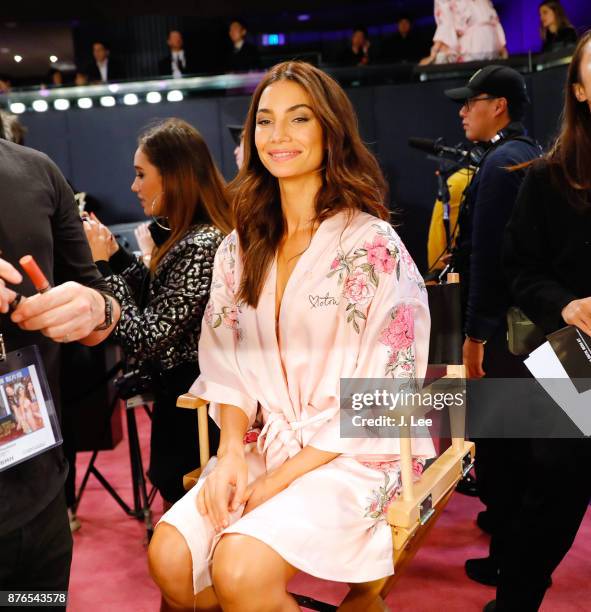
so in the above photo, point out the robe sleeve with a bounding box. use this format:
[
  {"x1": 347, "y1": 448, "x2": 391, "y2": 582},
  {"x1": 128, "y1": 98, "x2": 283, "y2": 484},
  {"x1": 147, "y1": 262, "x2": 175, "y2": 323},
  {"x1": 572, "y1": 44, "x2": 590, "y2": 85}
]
[
  {"x1": 189, "y1": 233, "x2": 258, "y2": 428},
  {"x1": 308, "y1": 222, "x2": 433, "y2": 456},
  {"x1": 433, "y1": 0, "x2": 459, "y2": 50}
]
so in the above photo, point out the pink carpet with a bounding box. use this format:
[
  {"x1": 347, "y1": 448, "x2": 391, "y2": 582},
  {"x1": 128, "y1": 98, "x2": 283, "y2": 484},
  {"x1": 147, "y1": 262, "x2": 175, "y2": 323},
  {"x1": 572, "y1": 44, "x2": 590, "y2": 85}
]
[{"x1": 68, "y1": 407, "x2": 591, "y2": 611}]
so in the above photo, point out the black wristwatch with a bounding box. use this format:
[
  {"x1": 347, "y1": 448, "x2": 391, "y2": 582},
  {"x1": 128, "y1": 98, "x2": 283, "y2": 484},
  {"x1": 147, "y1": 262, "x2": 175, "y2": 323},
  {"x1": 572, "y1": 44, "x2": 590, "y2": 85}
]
[{"x1": 93, "y1": 292, "x2": 114, "y2": 331}]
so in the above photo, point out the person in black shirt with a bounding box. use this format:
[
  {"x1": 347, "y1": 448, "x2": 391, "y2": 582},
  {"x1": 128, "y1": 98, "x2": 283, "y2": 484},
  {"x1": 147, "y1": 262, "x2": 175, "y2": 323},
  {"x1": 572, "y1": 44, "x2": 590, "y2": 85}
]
[
  {"x1": 226, "y1": 19, "x2": 259, "y2": 72},
  {"x1": 539, "y1": 1, "x2": 578, "y2": 53},
  {"x1": 339, "y1": 27, "x2": 371, "y2": 66},
  {"x1": 381, "y1": 14, "x2": 426, "y2": 63},
  {"x1": 444, "y1": 65, "x2": 542, "y2": 588},
  {"x1": 0, "y1": 136, "x2": 120, "y2": 606},
  {"x1": 487, "y1": 32, "x2": 591, "y2": 612},
  {"x1": 86, "y1": 41, "x2": 125, "y2": 84},
  {"x1": 158, "y1": 30, "x2": 193, "y2": 78}
]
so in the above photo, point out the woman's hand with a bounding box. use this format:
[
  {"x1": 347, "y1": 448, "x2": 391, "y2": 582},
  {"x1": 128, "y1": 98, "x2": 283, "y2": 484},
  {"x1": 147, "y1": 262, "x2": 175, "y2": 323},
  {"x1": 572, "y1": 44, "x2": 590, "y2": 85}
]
[
  {"x1": 134, "y1": 222, "x2": 155, "y2": 261},
  {"x1": 197, "y1": 449, "x2": 248, "y2": 532},
  {"x1": 83, "y1": 214, "x2": 118, "y2": 262},
  {"x1": 243, "y1": 471, "x2": 287, "y2": 515},
  {"x1": 561, "y1": 297, "x2": 591, "y2": 337}
]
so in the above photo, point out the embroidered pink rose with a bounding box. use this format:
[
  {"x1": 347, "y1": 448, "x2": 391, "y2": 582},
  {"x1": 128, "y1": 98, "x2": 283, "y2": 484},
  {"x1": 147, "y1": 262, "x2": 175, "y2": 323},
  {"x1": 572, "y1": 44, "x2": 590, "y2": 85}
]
[
  {"x1": 343, "y1": 269, "x2": 375, "y2": 305},
  {"x1": 364, "y1": 235, "x2": 396, "y2": 274},
  {"x1": 379, "y1": 305, "x2": 415, "y2": 352},
  {"x1": 330, "y1": 256, "x2": 340, "y2": 270},
  {"x1": 222, "y1": 306, "x2": 239, "y2": 330}
]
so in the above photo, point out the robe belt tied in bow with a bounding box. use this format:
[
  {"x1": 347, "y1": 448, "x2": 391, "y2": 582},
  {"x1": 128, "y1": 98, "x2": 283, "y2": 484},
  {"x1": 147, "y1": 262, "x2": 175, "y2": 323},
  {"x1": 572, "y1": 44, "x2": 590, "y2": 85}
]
[{"x1": 257, "y1": 407, "x2": 339, "y2": 471}]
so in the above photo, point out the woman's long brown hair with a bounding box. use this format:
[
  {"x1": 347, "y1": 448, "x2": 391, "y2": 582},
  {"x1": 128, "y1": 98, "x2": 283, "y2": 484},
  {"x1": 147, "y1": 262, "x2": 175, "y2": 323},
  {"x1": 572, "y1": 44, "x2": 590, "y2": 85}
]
[
  {"x1": 543, "y1": 31, "x2": 591, "y2": 210},
  {"x1": 231, "y1": 61, "x2": 390, "y2": 308},
  {"x1": 539, "y1": 1, "x2": 573, "y2": 41},
  {"x1": 138, "y1": 118, "x2": 232, "y2": 271}
]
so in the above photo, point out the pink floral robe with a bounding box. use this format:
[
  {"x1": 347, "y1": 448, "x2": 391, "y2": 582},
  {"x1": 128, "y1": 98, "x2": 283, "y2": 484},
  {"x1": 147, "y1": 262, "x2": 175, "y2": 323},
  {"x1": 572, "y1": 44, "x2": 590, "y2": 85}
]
[
  {"x1": 160, "y1": 210, "x2": 435, "y2": 593},
  {"x1": 433, "y1": 0, "x2": 506, "y2": 63}
]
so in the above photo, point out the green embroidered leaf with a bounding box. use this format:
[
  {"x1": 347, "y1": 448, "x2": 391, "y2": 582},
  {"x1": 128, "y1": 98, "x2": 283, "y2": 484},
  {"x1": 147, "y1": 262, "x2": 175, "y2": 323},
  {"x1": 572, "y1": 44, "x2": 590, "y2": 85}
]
[
  {"x1": 396, "y1": 260, "x2": 401, "y2": 281},
  {"x1": 347, "y1": 311, "x2": 354, "y2": 323},
  {"x1": 353, "y1": 319, "x2": 360, "y2": 334},
  {"x1": 213, "y1": 315, "x2": 222, "y2": 328},
  {"x1": 356, "y1": 310, "x2": 367, "y2": 320},
  {"x1": 346, "y1": 303, "x2": 355, "y2": 311},
  {"x1": 369, "y1": 267, "x2": 379, "y2": 286}
]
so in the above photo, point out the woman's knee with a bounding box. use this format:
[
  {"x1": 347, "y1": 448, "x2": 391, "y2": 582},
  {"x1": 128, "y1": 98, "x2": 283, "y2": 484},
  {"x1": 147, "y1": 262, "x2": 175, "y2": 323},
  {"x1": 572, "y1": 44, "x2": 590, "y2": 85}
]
[
  {"x1": 212, "y1": 534, "x2": 295, "y2": 602},
  {"x1": 148, "y1": 523, "x2": 194, "y2": 608}
]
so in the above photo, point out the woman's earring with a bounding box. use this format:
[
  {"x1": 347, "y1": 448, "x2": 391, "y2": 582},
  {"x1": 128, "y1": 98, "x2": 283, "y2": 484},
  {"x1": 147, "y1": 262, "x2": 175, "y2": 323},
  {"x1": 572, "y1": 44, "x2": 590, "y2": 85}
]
[{"x1": 151, "y1": 195, "x2": 171, "y2": 231}]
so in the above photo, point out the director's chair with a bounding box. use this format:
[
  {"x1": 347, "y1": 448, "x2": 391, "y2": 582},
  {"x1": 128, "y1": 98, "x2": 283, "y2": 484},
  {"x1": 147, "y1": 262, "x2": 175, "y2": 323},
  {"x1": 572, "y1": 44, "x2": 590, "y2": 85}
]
[{"x1": 177, "y1": 272, "x2": 474, "y2": 610}]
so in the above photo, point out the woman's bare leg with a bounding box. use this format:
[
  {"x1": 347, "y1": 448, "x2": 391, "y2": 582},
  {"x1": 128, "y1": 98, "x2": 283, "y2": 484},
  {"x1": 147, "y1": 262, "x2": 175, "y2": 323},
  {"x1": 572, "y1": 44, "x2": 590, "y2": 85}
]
[
  {"x1": 148, "y1": 523, "x2": 221, "y2": 611},
  {"x1": 212, "y1": 533, "x2": 300, "y2": 612}
]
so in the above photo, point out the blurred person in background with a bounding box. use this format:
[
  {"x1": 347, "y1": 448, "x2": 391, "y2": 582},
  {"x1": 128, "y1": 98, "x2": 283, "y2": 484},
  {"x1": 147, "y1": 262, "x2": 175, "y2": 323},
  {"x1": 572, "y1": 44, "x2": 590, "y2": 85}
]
[
  {"x1": 0, "y1": 110, "x2": 26, "y2": 144},
  {"x1": 226, "y1": 19, "x2": 260, "y2": 72},
  {"x1": 159, "y1": 30, "x2": 193, "y2": 78},
  {"x1": 228, "y1": 124, "x2": 245, "y2": 170},
  {"x1": 421, "y1": 0, "x2": 508, "y2": 65},
  {"x1": 84, "y1": 118, "x2": 232, "y2": 508},
  {"x1": 382, "y1": 14, "x2": 427, "y2": 63},
  {"x1": 87, "y1": 41, "x2": 125, "y2": 83},
  {"x1": 340, "y1": 27, "x2": 371, "y2": 66},
  {"x1": 539, "y1": 1, "x2": 577, "y2": 53}
]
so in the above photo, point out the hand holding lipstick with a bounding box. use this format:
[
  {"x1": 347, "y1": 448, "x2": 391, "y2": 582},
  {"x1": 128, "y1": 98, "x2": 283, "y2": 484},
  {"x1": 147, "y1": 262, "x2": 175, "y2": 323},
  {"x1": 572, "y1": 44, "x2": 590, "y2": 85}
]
[{"x1": 4, "y1": 254, "x2": 117, "y2": 344}]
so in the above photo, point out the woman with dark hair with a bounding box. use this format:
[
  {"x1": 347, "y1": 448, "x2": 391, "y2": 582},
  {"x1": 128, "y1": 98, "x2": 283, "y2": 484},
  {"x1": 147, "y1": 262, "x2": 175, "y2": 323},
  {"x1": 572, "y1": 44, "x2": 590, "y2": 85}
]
[
  {"x1": 85, "y1": 118, "x2": 232, "y2": 506},
  {"x1": 539, "y1": 1, "x2": 577, "y2": 53},
  {"x1": 493, "y1": 32, "x2": 591, "y2": 612},
  {"x1": 148, "y1": 62, "x2": 433, "y2": 611}
]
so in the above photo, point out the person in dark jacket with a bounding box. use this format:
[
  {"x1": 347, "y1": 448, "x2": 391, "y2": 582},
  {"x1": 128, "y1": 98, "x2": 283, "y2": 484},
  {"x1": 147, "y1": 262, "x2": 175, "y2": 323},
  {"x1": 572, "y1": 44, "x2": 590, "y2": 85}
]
[
  {"x1": 539, "y1": 1, "x2": 578, "y2": 53},
  {"x1": 485, "y1": 32, "x2": 591, "y2": 612},
  {"x1": 158, "y1": 30, "x2": 194, "y2": 78},
  {"x1": 226, "y1": 19, "x2": 259, "y2": 72},
  {"x1": 84, "y1": 118, "x2": 233, "y2": 506},
  {"x1": 444, "y1": 65, "x2": 542, "y2": 587},
  {"x1": 339, "y1": 27, "x2": 371, "y2": 66},
  {"x1": 86, "y1": 41, "x2": 125, "y2": 83}
]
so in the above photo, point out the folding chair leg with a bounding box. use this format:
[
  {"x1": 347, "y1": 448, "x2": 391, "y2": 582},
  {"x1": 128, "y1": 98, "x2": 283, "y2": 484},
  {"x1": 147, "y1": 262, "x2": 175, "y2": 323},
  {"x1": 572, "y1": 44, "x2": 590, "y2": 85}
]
[{"x1": 380, "y1": 487, "x2": 455, "y2": 600}]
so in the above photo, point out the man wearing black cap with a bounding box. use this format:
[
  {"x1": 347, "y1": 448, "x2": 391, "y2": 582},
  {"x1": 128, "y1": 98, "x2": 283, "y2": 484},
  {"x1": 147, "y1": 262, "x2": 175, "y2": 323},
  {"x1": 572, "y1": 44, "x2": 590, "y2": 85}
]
[{"x1": 444, "y1": 65, "x2": 542, "y2": 589}]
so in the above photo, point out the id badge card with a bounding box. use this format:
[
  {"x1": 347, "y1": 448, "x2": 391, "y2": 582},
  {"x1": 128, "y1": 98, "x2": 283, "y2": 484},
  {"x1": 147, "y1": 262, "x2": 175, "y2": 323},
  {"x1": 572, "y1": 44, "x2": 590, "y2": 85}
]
[{"x1": 0, "y1": 342, "x2": 63, "y2": 472}]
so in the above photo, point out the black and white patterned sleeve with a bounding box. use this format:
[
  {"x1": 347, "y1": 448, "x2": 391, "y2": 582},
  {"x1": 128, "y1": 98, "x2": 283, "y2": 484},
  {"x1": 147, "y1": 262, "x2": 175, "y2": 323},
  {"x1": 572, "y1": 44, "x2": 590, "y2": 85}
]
[{"x1": 106, "y1": 229, "x2": 223, "y2": 362}]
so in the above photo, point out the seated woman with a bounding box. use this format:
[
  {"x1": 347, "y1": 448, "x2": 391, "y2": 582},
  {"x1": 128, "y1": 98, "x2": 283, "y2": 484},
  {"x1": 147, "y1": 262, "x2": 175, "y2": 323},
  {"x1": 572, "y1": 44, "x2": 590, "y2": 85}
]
[
  {"x1": 148, "y1": 61, "x2": 435, "y2": 612},
  {"x1": 420, "y1": 0, "x2": 508, "y2": 65},
  {"x1": 84, "y1": 118, "x2": 232, "y2": 507}
]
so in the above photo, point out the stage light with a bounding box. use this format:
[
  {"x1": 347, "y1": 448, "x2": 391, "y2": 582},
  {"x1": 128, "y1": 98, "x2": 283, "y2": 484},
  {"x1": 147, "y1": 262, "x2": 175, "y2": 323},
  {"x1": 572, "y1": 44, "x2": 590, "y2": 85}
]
[
  {"x1": 123, "y1": 93, "x2": 139, "y2": 105},
  {"x1": 108, "y1": 84, "x2": 120, "y2": 93},
  {"x1": 297, "y1": 14, "x2": 310, "y2": 21},
  {"x1": 146, "y1": 91, "x2": 162, "y2": 104},
  {"x1": 77, "y1": 97, "x2": 93, "y2": 109},
  {"x1": 32, "y1": 100, "x2": 49, "y2": 112},
  {"x1": 9, "y1": 102, "x2": 26, "y2": 114},
  {"x1": 100, "y1": 96, "x2": 116, "y2": 107},
  {"x1": 167, "y1": 90, "x2": 183, "y2": 102},
  {"x1": 53, "y1": 98, "x2": 70, "y2": 111},
  {"x1": 49, "y1": 55, "x2": 58, "y2": 63},
  {"x1": 14, "y1": 55, "x2": 22, "y2": 63}
]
